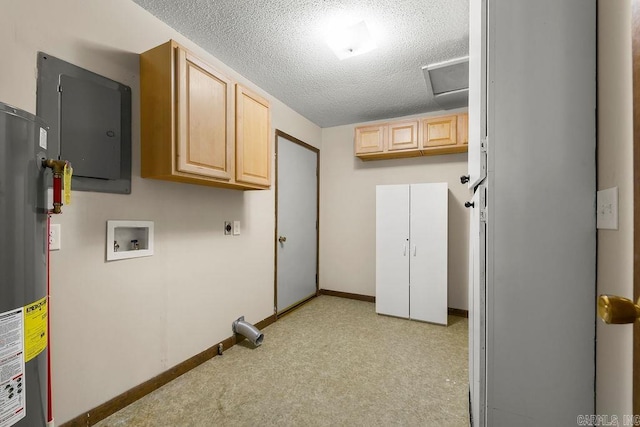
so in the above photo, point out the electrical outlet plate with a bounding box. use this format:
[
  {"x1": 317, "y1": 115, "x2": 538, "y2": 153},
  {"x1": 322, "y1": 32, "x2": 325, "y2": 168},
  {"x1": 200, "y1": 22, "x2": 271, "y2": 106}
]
[
  {"x1": 49, "y1": 223, "x2": 61, "y2": 250},
  {"x1": 224, "y1": 221, "x2": 232, "y2": 235}
]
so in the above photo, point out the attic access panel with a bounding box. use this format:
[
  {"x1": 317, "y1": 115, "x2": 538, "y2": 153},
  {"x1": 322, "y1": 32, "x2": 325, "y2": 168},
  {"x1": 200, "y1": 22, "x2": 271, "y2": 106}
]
[
  {"x1": 425, "y1": 58, "x2": 469, "y2": 94},
  {"x1": 36, "y1": 52, "x2": 131, "y2": 194},
  {"x1": 422, "y1": 56, "x2": 469, "y2": 110}
]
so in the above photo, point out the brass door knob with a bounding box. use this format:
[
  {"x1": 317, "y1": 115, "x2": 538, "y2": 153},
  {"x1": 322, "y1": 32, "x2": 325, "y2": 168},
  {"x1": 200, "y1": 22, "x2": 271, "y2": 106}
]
[
  {"x1": 278, "y1": 236, "x2": 287, "y2": 243},
  {"x1": 598, "y1": 295, "x2": 640, "y2": 324}
]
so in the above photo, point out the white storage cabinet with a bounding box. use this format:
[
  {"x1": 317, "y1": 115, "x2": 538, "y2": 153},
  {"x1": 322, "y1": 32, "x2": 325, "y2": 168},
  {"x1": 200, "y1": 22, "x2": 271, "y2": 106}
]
[{"x1": 375, "y1": 182, "x2": 448, "y2": 325}]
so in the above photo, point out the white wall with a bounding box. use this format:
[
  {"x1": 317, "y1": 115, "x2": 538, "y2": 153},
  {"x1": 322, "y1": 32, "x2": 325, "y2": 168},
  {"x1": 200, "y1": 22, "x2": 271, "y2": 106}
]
[
  {"x1": 0, "y1": 0, "x2": 321, "y2": 423},
  {"x1": 597, "y1": 0, "x2": 633, "y2": 417},
  {"x1": 319, "y1": 112, "x2": 470, "y2": 310}
]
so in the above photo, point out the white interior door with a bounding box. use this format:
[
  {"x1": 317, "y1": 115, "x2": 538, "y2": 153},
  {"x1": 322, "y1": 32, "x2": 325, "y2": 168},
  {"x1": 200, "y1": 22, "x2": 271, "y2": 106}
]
[
  {"x1": 276, "y1": 133, "x2": 318, "y2": 314},
  {"x1": 467, "y1": 0, "x2": 487, "y2": 188},
  {"x1": 376, "y1": 185, "x2": 410, "y2": 318},
  {"x1": 469, "y1": 184, "x2": 486, "y2": 427},
  {"x1": 486, "y1": 1, "x2": 595, "y2": 423},
  {"x1": 409, "y1": 183, "x2": 448, "y2": 324}
]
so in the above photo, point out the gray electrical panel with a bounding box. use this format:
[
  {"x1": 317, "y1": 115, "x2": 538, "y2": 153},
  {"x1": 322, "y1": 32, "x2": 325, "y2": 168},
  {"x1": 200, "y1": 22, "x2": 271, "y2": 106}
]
[{"x1": 36, "y1": 52, "x2": 131, "y2": 194}]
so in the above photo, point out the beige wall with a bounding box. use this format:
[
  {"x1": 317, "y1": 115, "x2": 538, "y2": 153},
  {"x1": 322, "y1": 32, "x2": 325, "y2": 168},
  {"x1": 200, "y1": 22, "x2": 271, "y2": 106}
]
[
  {"x1": 0, "y1": 0, "x2": 321, "y2": 423},
  {"x1": 597, "y1": 0, "x2": 634, "y2": 417},
  {"x1": 319, "y1": 113, "x2": 470, "y2": 310}
]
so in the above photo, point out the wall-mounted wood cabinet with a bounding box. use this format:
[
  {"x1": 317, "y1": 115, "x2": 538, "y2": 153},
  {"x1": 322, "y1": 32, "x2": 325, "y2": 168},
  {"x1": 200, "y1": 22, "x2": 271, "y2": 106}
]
[
  {"x1": 175, "y1": 47, "x2": 233, "y2": 181},
  {"x1": 355, "y1": 112, "x2": 468, "y2": 161},
  {"x1": 457, "y1": 112, "x2": 468, "y2": 145},
  {"x1": 422, "y1": 115, "x2": 457, "y2": 148},
  {"x1": 389, "y1": 120, "x2": 420, "y2": 152},
  {"x1": 354, "y1": 124, "x2": 386, "y2": 154},
  {"x1": 140, "y1": 40, "x2": 271, "y2": 190},
  {"x1": 235, "y1": 85, "x2": 271, "y2": 187}
]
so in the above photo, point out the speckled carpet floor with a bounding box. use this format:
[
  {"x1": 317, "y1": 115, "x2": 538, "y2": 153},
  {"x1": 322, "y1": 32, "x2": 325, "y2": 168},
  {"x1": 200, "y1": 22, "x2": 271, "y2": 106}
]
[{"x1": 96, "y1": 295, "x2": 469, "y2": 427}]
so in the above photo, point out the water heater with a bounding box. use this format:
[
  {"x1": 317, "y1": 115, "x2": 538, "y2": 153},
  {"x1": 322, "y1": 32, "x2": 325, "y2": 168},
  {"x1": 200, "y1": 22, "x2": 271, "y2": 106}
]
[{"x1": 0, "y1": 102, "x2": 50, "y2": 426}]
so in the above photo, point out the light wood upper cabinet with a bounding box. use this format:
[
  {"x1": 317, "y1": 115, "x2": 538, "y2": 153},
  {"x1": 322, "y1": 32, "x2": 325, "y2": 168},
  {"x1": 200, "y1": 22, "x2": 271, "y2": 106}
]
[
  {"x1": 176, "y1": 47, "x2": 233, "y2": 180},
  {"x1": 355, "y1": 112, "x2": 468, "y2": 161},
  {"x1": 355, "y1": 125, "x2": 386, "y2": 154},
  {"x1": 422, "y1": 115, "x2": 458, "y2": 148},
  {"x1": 140, "y1": 40, "x2": 271, "y2": 190},
  {"x1": 354, "y1": 121, "x2": 421, "y2": 159},
  {"x1": 236, "y1": 84, "x2": 271, "y2": 187},
  {"x1": 388, "y1": 120, "x2": 419, "y2": 151},
  {"x1": 457, "y1": 112, "x2": 469, "y2": 145}
]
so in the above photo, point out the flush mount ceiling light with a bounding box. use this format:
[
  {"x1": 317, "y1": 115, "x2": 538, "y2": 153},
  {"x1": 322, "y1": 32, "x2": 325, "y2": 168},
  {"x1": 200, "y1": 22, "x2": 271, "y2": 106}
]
[{"x1": 326, "y1": 20, "x2": 377, "y2": 60}]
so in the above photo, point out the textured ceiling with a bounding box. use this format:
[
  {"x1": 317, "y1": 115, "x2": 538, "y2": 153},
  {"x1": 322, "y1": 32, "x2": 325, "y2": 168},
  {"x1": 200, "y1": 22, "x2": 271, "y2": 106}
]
[{"x1": 132, "y1": 0, "x2": 469, "y2": 128}]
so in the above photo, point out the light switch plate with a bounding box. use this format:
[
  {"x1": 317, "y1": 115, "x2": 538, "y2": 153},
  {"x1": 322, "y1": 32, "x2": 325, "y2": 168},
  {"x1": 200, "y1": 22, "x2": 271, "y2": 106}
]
[
  {"x1": 233, "y1": 221, "x2": 240, "y2": 235},
  {"x1": 224, "y1": 221, "x2": 232, "y2": 235},
  {"x1": 49, "y1": 223, "x2": 61, "y2": 250},
  {"x1": 597, "y1": 187, "x2": 618, "y2": 230}
]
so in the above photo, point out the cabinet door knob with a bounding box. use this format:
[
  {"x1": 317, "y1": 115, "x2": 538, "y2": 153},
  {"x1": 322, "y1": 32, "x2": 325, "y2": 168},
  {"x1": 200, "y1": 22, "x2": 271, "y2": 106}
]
[
  {"x1": 278, "y1": 236, "x2": 287, "y2": 243},
  {"x1": 460, "y1": 175, "x2": 470, "y2": 184},
  {"x1": 465, "y1": 201, "x2": 475, "y2": 208}
]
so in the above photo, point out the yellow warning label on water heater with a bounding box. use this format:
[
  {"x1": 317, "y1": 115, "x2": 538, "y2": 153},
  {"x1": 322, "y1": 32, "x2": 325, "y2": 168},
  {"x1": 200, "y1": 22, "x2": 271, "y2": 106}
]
[
  {"x1": 64, "y1": 162, "x2": 72, "y2": 205},
  {"x1": 24, "y1": 296, "x2": 48, "y2": 362}
]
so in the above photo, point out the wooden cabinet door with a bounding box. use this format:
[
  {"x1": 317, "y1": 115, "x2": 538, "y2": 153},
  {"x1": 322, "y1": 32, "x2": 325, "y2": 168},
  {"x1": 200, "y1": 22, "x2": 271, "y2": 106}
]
[
  {"x1": 236, "y1": 84, "x2": 271, "y2": 187},
  {"x1": 422, "y1": 115, "x2": 458, "y2": 148},
  {"x1": 355, "y1": 125, "x2": 386, "y2": 154},
  {"x1": 388, "y1": 120, "x2": 419, "y2": 151},
  {"x1": 175, "y1": 47, "x2": 233, "y2": 180},
  {"x1": 458, "y1": 113, "x2": 469, "y2": 145}
]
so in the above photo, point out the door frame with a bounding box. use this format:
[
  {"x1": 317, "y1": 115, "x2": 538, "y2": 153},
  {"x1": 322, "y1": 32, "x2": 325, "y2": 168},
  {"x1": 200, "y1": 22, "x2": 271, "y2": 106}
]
[
  {"x1": 633, "y1": 0, "x2": 640, "y2": 414},
  {"x1": 273, "y1": 129, "x2": 320, "y2": 317}
]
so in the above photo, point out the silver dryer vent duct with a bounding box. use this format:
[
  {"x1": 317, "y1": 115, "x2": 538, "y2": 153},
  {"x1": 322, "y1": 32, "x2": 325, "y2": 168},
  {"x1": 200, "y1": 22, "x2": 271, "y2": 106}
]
[
  {"x1": 422, "y1": 56, "x2": 469, "y2": 110},
  {"x1": 232, "y1": 316, "x2": 264, "y2": 347}
]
